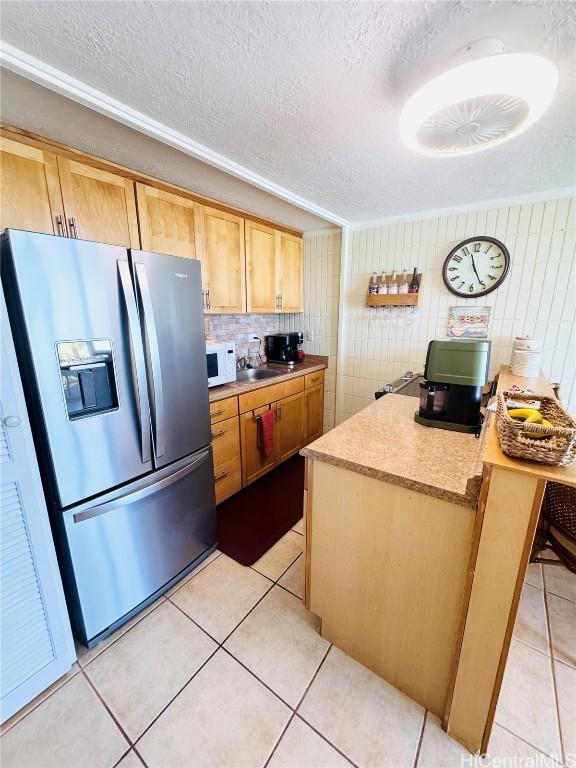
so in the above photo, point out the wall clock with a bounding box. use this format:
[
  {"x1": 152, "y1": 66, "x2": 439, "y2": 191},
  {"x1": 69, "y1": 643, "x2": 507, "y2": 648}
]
[{"x1": 442, "y1": 236, "x2": 510, "y2": 297}]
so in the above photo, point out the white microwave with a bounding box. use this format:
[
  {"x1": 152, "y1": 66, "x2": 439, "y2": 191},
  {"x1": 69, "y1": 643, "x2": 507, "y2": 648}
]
[{"x1": 206, "y1": 341, "x2": 236, "y2": 387}]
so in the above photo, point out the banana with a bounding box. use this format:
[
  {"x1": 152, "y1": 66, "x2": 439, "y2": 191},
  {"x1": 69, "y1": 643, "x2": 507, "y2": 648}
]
[
  {"x1": 524, "y1": 418, "x2": 553, "y2": 439},
  {"x1": 507, "y1": 408, "x2": 543, "y2": 423}
]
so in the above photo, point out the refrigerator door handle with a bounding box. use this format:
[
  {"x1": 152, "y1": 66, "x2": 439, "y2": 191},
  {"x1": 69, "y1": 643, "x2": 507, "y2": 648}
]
[
  {"x1": 135, "y1": 263, "x2": 166, "y2": 459},
  {"x1": 73, "y1": 449, "x2": 210, "y2": 523},
  {"x1": 118, "y1": 260, "x2": 152, "y2": 464}
]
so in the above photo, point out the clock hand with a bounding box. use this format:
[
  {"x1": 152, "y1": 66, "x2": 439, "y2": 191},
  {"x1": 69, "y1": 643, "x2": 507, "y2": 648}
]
[{"x1": 470, "y1": 254, "x2": 485, "y2": 288}]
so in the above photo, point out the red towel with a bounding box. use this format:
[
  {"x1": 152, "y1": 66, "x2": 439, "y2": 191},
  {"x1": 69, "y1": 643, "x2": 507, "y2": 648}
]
[{"x1": 257, "y1": 410, "x2": 275, "y2": 457}]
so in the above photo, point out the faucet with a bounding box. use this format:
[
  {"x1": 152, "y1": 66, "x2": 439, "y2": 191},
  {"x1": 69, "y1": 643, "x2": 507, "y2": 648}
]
[{"x1": 236, "y1": 356, "x2": 248, "y2": 371}]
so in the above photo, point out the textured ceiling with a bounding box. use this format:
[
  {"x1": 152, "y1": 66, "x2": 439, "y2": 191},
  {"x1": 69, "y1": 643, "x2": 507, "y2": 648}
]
[{"x1": 1, "y1": 1, "x2": 575, "y2": 224}]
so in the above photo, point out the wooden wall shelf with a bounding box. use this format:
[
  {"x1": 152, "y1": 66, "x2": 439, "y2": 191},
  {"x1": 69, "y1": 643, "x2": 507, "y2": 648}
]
[{"x1": 366, "y1": 275, "x2": 422, "y2": 307}]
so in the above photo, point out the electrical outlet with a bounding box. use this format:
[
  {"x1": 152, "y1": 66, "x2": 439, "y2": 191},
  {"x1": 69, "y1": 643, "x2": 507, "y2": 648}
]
[{"x1": 248, "y1": 334, "x2": 260, "y2": 343}]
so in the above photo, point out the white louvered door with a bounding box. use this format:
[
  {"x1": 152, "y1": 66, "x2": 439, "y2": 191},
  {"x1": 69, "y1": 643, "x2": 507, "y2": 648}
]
[{"x1": 1, "y1": 289, "x2": 75, "y2": 723}]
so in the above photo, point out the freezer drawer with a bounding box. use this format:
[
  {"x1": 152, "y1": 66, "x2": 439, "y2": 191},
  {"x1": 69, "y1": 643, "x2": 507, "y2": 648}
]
[{"x1": 62, "y1": 448, "x2": 216, "y2": 644}]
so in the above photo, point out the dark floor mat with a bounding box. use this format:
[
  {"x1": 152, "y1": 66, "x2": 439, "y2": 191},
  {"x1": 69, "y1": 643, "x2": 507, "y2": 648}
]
[{"x1": 216, "y1": 454, "x2": 304, "y2": 566}]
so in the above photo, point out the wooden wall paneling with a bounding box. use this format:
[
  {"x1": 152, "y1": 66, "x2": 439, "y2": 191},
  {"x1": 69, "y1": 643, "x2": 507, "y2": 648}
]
[
  {"x1": 136, "y1": 183, "x2": 197, "y2": 259},
  {"x1": 308, "y1": 461, "x2": 476, "y2": 717},
  {"x1": 0, "y1": 137, "x2": 65, "y2": 235},
  {"x1": 57, "y1": 157, "x2": 140, "y2": 247},
  {"x1": 303, "y1": 458, "x2": 313, "y2": 608},
  {"x1": 445, "y1": 466, "x2": 545, "y2": 753}
]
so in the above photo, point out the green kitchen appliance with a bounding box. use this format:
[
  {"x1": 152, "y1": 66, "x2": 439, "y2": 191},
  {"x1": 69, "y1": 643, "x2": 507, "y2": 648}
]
[{"x1": 414, "y1": 339, "x2": 491, "y2": 434}]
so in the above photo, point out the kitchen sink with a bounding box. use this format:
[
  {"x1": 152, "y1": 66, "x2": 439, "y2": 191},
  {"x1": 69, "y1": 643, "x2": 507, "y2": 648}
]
[{"x1": 236, "y1": 368, "x2": 284, "y2": 382}]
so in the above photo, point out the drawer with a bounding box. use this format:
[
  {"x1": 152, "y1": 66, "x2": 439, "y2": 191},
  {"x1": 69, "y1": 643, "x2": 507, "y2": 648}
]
[
  {"x1": 211, "y1": 415, "x2": 240, "y2": 466},
  {"x1": 210, "y1": 396, "x2": 238, "y2": 423},
  {"x1": 276, "y1": 376, "x2": 304, "y2": 400},
  {"x1": 213, "y1": 456, "x2": 242, "y2": 505},
  {"x1": 305, "y1": 370, "x2": 324, "y2": 389},
  {"x1": 239, "y1": 383, "x2": 279, "y2": 413}
]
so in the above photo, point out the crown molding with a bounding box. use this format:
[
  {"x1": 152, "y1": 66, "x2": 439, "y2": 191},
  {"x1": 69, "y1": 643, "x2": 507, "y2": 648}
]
[
  {"x1": 0, "y1": 41, "x2": 349, "y2": 228},
  {"x1": 349, "y1": 187, "x2": 576, "y2": 230}
]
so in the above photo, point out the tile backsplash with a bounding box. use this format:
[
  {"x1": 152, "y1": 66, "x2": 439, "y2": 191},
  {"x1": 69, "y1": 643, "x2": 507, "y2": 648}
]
[{"x1": 204, "y1": 314, "x2": 281, "y2": 363}]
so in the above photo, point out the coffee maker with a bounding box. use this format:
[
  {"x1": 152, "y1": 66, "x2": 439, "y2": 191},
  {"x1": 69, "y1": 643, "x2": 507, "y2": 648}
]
[
  {"x1": 265, "y1": 333, "x2": 304, "y2": 365},
  {"x1": 414, "y1": 339, "x2": 491, "y2": 434}
]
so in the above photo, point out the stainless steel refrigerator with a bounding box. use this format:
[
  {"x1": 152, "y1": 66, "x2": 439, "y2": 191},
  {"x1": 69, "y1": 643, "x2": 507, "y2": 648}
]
[{"x1": 1, "y1": 230, "x2": 216, "y2": 646}]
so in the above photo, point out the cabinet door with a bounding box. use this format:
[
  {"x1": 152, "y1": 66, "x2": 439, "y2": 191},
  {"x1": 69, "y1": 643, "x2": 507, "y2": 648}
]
[
  {"x1": 304, "y1": 384, "x2": 324, "y2": 443},
  {"x1": 245, "y1": 221, "x2": 279, "y2": 313},
  {"x1": 1, "y1": 290, "x2": 75, "y2": 723},
  {"x1": 199, "y1": 206, "x2": 246, "y2": 313},
  {"x1": 0, "y1": 137, "x2": 65, "y2": 236},
  {"x1": 240, "y1": 404, "x2": 276, "y2": 486},
  {"x1": 57, "y1": 157, "x2": 140, "y2": 247},
  {"x1": 136, "y1": 183, "x2": 197, "y2": 259},
  {"x1": 279, "y1": 232, "x2": 303, "y2": 312},
  {"x1": 275, "y1": 391, "x2": 305, "y2": 464}
]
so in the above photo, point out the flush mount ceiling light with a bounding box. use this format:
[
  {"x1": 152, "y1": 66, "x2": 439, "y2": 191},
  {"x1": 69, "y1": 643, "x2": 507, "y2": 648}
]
[{"x1": 399, "y1": 38, "x2": 559, "y2": 157}]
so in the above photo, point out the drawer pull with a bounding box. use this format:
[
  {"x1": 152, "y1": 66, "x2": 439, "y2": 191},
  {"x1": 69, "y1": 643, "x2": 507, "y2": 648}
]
[
  {"x1": 214, "y1": 470, "x2": 229, "y2": 482},
  {"x1": 211, "y1": 429, "x2": 226, "y2": 438},
  {"x1": 211, "y1": 408, "x2": 224, "y2": 417}
]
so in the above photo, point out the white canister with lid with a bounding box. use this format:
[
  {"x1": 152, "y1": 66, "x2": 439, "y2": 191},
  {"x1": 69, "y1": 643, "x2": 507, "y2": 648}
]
[{"x1": 510, "y1": 336, "x2": 543, "y2": 377}]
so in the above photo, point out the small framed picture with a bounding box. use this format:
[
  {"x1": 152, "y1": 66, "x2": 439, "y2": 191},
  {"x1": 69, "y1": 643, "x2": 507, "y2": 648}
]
[{"x1": 447, "y1": 306, "x2": 491, "y2": 338}]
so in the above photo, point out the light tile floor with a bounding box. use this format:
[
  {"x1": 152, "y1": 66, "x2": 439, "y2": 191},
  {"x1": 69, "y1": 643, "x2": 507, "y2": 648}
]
[{"x1": 1, "y1": 531, "x2": 574, "y2": 768}]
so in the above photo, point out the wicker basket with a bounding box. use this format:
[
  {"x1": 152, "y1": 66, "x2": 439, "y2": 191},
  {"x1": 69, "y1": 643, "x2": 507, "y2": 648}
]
[{"x1": 496, "y1": 391, "x2": 576, "y2": 466}]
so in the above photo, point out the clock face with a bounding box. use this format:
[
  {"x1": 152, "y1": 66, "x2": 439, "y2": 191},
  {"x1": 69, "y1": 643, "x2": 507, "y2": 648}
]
[{"x1": 442, "y1": 236, "x2": 510, "y2": 297}]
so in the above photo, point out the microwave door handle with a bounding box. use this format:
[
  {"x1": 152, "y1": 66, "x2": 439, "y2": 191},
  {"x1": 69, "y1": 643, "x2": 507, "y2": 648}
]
[
  {"x1": 135, "y1": 263, "x2": 165, "y2": 458},
  {"x1": 118, "y1": 260, "x2": 151, "y2": 464},
  {"x1": 73, "y1": 450, "x2": 209, "y2": 523}
]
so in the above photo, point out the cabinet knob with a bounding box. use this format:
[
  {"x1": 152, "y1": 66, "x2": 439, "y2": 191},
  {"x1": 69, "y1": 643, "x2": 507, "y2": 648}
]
[{"x1": 3, "y1": 416, "x2": 21, "y2": 428}]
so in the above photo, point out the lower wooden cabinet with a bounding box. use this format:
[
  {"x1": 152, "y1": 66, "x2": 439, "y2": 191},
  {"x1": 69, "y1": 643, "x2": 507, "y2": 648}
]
[
  {"x1": 304, "y1": 383, "x2": 324, "y2": 443},
  {"x1": 213, "y1": 369, "x2": 325, "y2": 496},
  {"x1": 240, "y1": 404, "x2": 277, "y2": 486},
  {"x1": 214, "y1": 456, "x2": 242, "y2": 505},
  {"x1": 275, "y1": 390, "x2": 305, "y2": 463},
  {"x1": 211, "y1": 414, "x2": 241, "y2": 505}
]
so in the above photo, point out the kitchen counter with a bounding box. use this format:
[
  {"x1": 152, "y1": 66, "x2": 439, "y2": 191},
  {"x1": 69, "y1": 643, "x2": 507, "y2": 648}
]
[
  {"x1": 208, "y1": 355, "x2": 328, "y2": 403},
  {"x1": 302, "y1": 365, "x2": 574, "y2": 756},
  {"x1": 301, "y1": 392, "x2": 486, "y2": 508}
]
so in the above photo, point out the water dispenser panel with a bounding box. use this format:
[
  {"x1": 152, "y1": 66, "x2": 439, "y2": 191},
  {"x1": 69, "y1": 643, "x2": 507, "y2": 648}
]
[{"x1": 57, "y1": 340, "x2": 118, "y2": 419}]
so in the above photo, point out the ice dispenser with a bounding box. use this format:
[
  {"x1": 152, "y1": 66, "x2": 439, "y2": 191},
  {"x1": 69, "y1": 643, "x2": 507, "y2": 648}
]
[{"x1": 57, "y1": 340, "x2": 118, "y2": 419}]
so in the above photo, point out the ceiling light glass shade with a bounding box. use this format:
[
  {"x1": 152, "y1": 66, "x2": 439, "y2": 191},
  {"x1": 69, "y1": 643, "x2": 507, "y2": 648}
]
[{"x1": 399, "y1": 53, "x2": 559, "y2": 156}]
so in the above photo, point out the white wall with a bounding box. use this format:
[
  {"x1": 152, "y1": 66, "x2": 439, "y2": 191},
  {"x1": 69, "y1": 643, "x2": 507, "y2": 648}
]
[
  {"x1": 281, "y1": 230, "x2": 341, "y2": 430},
  {"x1": 295, "y1": 196, "x2": 575, "y2": 426}
]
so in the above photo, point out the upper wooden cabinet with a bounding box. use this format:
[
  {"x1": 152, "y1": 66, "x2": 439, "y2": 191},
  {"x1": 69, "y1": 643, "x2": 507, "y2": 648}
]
[
  {"x1": 245, "y1": 221, "x2": 278, "y2": 313},
  {"x1": 136, "y1": 183, "x2": 197, "y2": 259},
  {"x1": 279, "y1": 232, "x2": 303, "y2": 312},
  {"x1": 197, "y1": 206, "x2": 246, "y2": 314},
  {"x1": 0, "y1": 133, "x2": 303, "y2": 316},
  {"x1": 245, "y1": 224, "x2": 303, "y2": 313},
  {"x1": 57, "y1": 158, "x2": 139, "y2": 247},
  {"x1": 0, "y1": 138, "x2": 65, "y2": 236}
]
